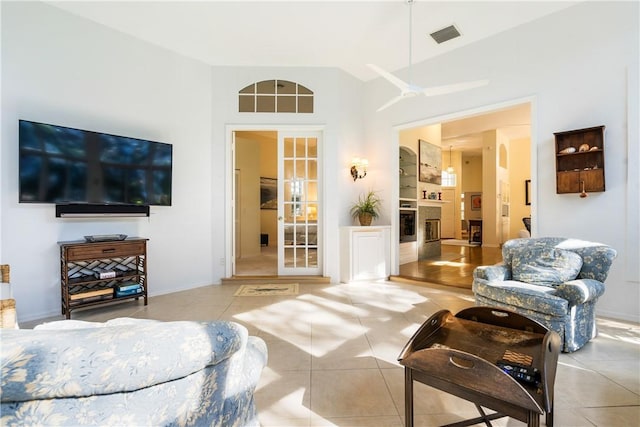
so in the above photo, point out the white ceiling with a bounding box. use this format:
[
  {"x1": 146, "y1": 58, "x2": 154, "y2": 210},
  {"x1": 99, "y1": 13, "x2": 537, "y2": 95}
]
[
  {"x1": 46, "y1": 0, "x2": 571, "y2": 151},
  {"x1": 48, "y1": 0, "x2": 577, "y2": 82},
  {"x1": 441, "y1": 102, "x2": 531, "y2": 155}
]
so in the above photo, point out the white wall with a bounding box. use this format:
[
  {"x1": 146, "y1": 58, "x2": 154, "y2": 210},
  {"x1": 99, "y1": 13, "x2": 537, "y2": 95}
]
[
  {"x1": 364, "y1": 1, "x2": 639, "y2": 322},
  {"x1": 509, "y1": 138, "x2": 532, "y2": 238},
  {"x1": 1, "y1": 2, "x2": 214, "y2": 321}
]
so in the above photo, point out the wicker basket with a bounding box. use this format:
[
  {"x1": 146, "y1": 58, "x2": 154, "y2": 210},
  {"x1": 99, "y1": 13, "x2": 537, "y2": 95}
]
[
  {"x1": 0, "y1": 264, "x2": 16, "y2": 329},
  {"x1": 358, "y1": 213, "x2": 373, "y2": 226},
  {"x1": 0, "y1": 299, "x2": 16, "y2": 329},
  {"x1": 0, "y1": 264, "x2": 8, "y2": 283}
]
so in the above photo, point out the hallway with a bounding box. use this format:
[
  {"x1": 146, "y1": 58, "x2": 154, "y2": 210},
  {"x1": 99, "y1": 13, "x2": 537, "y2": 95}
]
[{"x1": 394, "y1": 243, "x2": 503, "y2": 289}]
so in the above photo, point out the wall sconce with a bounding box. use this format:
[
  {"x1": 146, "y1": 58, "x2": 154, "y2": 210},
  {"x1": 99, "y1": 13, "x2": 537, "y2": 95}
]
[{"x1": 350, "y1": 157, "x2": 368, "y2": 181}]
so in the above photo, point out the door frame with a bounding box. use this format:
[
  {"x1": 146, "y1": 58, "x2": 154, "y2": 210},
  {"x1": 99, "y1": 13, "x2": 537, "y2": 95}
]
[
  {"x1": 389, "y1": 96, "x2": 538, "y2": 275},
  {"x1": 224, "y1": 124, "x2": 325, "y2": 278}
]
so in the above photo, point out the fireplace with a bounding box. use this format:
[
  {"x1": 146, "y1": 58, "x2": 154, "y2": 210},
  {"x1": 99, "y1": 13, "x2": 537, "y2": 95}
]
[
  {"x1": 418, "y1": 205, "x2": 441, "y2": 259},
  {"x1": 425, "y1": 219, "x2": 441, "y2": 243}
]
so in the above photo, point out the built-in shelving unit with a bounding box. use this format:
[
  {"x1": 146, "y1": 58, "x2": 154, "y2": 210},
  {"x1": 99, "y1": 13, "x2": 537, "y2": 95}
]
[
  {"x1": 399, "y1": 146, "x2": 418, "y2": 264},
  {"x1": 399, "y1": 146, "x2": 417, "y2": 201}
]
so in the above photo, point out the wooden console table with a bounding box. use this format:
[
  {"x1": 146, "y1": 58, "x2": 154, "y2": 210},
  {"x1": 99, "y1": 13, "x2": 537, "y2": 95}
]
[
  {"x1": 59, "y1": 238, "x2": 148, "y2": 319},
  {"x1": 399, "y1": 307, "x2": 560, "y2": 427}
]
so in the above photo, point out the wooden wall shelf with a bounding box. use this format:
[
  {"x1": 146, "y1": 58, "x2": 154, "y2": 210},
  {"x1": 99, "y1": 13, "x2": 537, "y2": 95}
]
[{"x1": 554, "y1": 126, "x2": 605, "y2": 194}]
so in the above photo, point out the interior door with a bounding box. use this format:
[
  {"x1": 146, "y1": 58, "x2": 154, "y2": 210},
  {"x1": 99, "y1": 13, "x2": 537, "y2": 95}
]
[{"x1": 278, "y1": 132, "x2": 321, "y2": 275}]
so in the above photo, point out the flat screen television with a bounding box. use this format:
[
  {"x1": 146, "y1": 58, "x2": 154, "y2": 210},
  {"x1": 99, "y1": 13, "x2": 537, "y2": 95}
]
[{"x1": 19, "y1": 120, "x2": 172, "y2": 207}]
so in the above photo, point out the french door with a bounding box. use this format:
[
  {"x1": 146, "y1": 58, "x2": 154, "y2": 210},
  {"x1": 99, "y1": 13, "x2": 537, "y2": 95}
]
[{"x1": 278, "y1": 132, "x2": 322, "y2": 275}]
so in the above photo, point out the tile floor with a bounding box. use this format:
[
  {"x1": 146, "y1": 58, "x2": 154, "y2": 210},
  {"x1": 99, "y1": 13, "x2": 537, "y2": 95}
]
[{"x1": 23, "y1": 281, "x2": 640, "y2": 427}]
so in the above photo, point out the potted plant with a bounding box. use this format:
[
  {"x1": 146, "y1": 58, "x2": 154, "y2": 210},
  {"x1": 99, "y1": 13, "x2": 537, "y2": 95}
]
[{"x1": 350, "y1": 190, "x2": 381, "y2": 226}]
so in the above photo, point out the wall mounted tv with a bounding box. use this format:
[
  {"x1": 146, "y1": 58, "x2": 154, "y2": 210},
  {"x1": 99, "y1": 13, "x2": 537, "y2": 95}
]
[{"x1": 19, "y1": 120, "x2": 172, "y2": 209}]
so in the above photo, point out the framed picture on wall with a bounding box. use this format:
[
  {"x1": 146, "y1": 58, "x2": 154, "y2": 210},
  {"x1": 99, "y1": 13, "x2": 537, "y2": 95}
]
[
  {"x1": 470, "y1": 193, "x2": 482, "y2": 211},
  {"x1": 418, "y1": 139, "x2": 442, "y2": 184},
  {"x1": 525, "y1": 179, "x2": 531, "y2": 205},
  {"x1": 260, "y1": 177, "x2": 277, "y2": 210}
]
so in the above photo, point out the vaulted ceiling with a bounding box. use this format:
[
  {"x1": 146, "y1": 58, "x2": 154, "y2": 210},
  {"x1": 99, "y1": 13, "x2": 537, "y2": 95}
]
[
  {"x1": 48, "y1": 0, "x2": 577, "y2": 81},
  {"x1": 47, "y1": 1, "x2": 569, "y2": 149}
]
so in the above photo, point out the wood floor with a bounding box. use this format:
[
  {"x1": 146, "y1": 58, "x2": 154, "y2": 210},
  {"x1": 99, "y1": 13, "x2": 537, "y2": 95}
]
[
  {"x1": 393, "y1": 242, "x2": 503, "y2": 289},
  {"x1": 231, "y1": 241, "x2": 502, "y2": 289}
]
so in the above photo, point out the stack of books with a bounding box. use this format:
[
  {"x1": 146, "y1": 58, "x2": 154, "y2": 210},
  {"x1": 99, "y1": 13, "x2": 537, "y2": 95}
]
[
  {"x1": 115, "y1": 282, "x2": 143, "y2": 298},
  {"x1": 94, "y1": 268, "x2": 117, "y2": 279},
  {"x1": 70, "y1": 288, "x2": 113, "y2": 302}
]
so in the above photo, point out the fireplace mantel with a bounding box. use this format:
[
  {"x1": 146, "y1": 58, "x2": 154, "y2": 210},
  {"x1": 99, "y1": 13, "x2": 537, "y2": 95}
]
[{"x1": 419, "y1": 200, "x2": 449, "y2": 207}]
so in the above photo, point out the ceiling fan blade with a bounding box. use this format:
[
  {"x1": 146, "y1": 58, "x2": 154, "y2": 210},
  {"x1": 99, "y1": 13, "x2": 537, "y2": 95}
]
[
  {"x1": 367, "y1": 63, "x2": 410, "y2": 91},
  {"x1": 422, "y1": 79, "x2": 489, "y2": 97},
  {"x1": 376, "y1": 95, "x2": 406, "y2": 112}
]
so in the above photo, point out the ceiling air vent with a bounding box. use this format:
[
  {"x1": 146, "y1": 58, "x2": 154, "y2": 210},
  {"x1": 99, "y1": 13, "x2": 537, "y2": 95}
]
[{"x1": 430, "y1": 25, "x2": 461, "y2": 44}]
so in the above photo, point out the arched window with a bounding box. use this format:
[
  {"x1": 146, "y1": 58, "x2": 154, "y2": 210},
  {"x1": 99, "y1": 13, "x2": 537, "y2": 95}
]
[{"x1": 239, "y1": 80, "x2": 314, "y2": 113}]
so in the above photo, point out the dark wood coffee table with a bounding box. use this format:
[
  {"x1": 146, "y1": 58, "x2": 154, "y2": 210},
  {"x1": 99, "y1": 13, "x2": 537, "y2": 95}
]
[{"x1": 399, "y1": 306, "x2": 560, "y2": 427}]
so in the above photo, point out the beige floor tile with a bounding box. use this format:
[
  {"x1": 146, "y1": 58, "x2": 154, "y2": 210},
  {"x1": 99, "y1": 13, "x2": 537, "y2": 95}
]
[
  {"x1": 69, "y1": 301, "x2": 146, "y2": 322},
  {"x1": 255, "y1": 368, "x2": 312, "y2": 422},
  {"x1": 402, "y1": 300, "x2": 447, "y2": 325},
  {"x1": 365, "y1": 331, "x2": 413, "y2": 369},
  {"x1": 580, "y1": 405, "x2": 640, "y2": 426},
  {"x1": 134, "y1": 300, "x2": 228, "y2": 321},
  {"x1": 579, "y1": 358, "x2": 640, "y2": 395},
  {"x1": 555, "y1": 358, "x2": 640, "y2": 408},
  {"x1": 566, "y1": 332, "x2": 640, "y2": 363},
  {"x1": 301, "y1": 297, "x2": 365, "y2": 321},
  {"x1": 411, "y1": 413, "x2": 525, "y2": 427},
  {"x1": 551, "y1": 408, "x2": 599, "y2": 427},
  {"x1": 359, "y1": 316, "x2": 422, "y2": 343},
  {"x1": 380, "y1": 368, "x2": 479, "y2": 417},
  {"x1": 311, "y1": 334, "x2": 378, "y2": 371},
  {"x1": 260, "y1": 417, "x2": 311, "y2": 427},
  {"x1": 310, "y1": 415, "x2": 403, "y2": 426},
  {"x1": 310, "y1": 369, "x2": 397, "y2": 418},
  {"x1": 262, "y1": 335, "x2": 312, "y2": 372}
]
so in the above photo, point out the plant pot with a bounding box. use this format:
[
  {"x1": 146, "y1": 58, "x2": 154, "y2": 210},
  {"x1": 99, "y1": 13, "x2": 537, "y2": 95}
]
[{"x1": 358, "y1": 213, "x2": 373, "y2": 226}]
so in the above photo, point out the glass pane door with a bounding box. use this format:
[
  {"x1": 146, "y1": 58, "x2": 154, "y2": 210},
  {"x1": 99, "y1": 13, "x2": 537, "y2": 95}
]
[{"x1": 278, "y1": 132, "x2": 321, "y2": 275}]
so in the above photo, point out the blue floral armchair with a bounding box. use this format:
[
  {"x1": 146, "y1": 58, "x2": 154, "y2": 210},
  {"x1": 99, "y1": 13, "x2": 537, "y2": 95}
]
[
  {"x1": 1, "y1": 318, "x2": 268, "y2": 426},
  {"x1": 473, "y1": 237, "x2": 616, "y2": 352}
]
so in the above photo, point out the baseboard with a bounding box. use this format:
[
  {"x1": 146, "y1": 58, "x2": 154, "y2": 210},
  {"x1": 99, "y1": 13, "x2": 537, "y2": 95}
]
[{"x1": 597, "y1": 309, "x2": 640, "y2": 324}]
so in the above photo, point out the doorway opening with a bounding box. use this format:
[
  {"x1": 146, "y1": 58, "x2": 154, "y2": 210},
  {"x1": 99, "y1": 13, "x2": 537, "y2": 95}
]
[
  {"x1": 395, "y1": 99, "x2": 534, "y2": 288},
  {"x1": 234, "y1": 131, "x2": 278, "y2": 276},
  {"x1": 227, "y1": 126, "x2": 325, "y2": 280}
]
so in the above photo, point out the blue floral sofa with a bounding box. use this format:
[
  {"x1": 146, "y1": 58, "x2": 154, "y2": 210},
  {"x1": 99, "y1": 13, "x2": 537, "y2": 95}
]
[
  {"x1": 0, "y1": 318, "x2": 268, "y2": 426},
  {"x1": 473, "y1": 237, "x2": 616, "y2": 353}
]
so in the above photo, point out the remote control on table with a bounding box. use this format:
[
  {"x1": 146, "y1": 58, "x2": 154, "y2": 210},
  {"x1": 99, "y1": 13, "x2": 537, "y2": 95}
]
[{"x1": 496, "y1": 360, "x2": 540, "y2": 385}]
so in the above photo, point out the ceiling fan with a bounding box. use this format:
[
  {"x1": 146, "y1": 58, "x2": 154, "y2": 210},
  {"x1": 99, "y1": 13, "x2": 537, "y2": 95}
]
[{"x1": 369, "y1": 0, "x2": 489, "y2": 112}]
